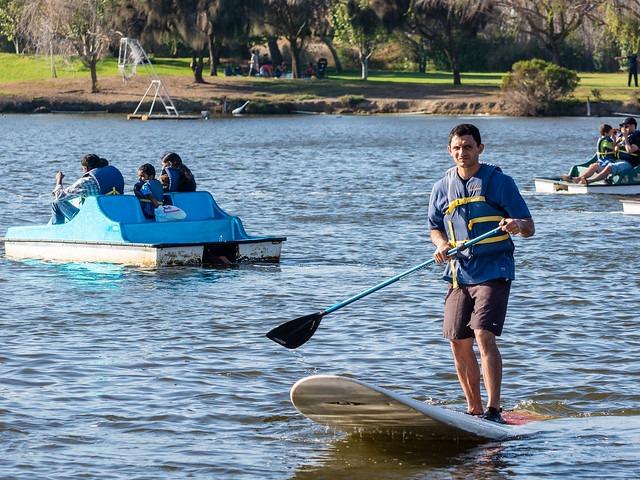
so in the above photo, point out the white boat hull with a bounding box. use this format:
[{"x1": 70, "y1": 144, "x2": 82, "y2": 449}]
[
  {"x1": 534, "y1": 177, "x2": 640, "y2": 195},
  {"x1": 621, "y1": 200, "x2": 640, "y2": 214},
  {"x1": 3, "y1": 239, "x2": 283, "y2": 267}
]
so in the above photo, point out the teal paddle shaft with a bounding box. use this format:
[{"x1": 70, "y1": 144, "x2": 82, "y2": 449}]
[
  {"x1": 266, "y1": 225, "x2": 506, "y2": 349},
  {"x1": 323, "y1": 226, "x2": 504, "y2": 315}
]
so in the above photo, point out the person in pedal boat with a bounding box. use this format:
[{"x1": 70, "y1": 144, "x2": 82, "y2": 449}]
[
  {"x1": 574, "y1": 117, "x2": 640, "y2": 185},
  {"x1": 564, "y1": 123, "x2": 617, "y2": 184},
  {"x1": 51, "y1": 154, "x2": 124, "y2": 225},
  {"x1": 133, "y1": 163, "x2": 164, "y2": 219},
  {"x1": 159, "y1": 152, "x2": 196, "y2": 193},
  {"x1": 427, "y1": 123, "x2": 535, "y2": 424}
]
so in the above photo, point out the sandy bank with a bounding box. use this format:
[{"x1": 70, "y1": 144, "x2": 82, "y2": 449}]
[{"x1": 0, "y1": 75, "x2": 632, "y2": 117}]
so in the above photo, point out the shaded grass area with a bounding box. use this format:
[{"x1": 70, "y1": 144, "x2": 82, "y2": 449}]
[{"x1": 0, "y1": 52, "x2": 638, "y2": 103}]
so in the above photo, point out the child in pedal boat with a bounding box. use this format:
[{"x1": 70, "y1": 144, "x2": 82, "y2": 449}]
[{"x1": 133, "y1": 163, "x2": 164, "y2": 219}]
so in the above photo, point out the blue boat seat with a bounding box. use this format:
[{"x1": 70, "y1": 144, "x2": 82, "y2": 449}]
[
  {"x1": 97, "y1": 195, "x2": 146, "y2": 223},
  {"x1": 164, "y1": 192, "x2": 225, "y2": 221}
]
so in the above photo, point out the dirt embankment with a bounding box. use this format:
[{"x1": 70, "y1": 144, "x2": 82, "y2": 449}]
[{"x1": 0, "y1": 74, "x2": 629, "y2": 116}]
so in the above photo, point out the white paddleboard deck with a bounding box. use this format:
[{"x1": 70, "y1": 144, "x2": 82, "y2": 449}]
[{"x1": 291, "y1": 375, "x2": 527, "y2": 441}]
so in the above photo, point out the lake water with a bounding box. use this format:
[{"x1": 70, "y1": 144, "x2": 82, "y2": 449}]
[{"x1": 1, "y1": 113, "x2": 639, "y2": 479}]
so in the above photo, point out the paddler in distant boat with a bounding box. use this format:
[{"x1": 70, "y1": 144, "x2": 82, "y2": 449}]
[
  {"x1": 51, "y1": 154, "x2": 124, "y2": 225},
  {"x1": 159, "y1": 152, "x2": 196, "y2": 193},
  {"x1": 428, "y1": 123, "x2": 535, "y2": 424}
]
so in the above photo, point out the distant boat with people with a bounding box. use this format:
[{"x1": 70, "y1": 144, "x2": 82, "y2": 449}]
[
  {"x1": 534, "y1": 154, "x2": 640, "y2": 194},
  {"x1": 2, "y1": 191, "x2": 286, "y2": 267}
]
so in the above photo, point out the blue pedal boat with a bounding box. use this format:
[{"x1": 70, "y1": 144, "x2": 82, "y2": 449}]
[{"x1": 2, "y1": 191, "x2": 286, "y2": 267}]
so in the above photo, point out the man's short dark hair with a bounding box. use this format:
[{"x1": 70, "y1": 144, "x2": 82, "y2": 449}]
[
  {"x1": 448, "y1": 123, "x2": 482, "y2": 146},
  {"x1": 81, "y1": 153, "x2": 103, "y2": 170}
]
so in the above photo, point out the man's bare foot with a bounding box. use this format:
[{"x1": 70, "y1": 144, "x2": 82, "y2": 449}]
[{"x1": 560, "y1": 174, "x2": 572, "y2": 181}]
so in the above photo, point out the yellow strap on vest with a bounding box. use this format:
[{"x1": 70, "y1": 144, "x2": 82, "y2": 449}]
[
  {"x1": 477, "y1": 233, "x2": 510, "y2": 245},
  {"x1": 445, "y1": 196, "x2": 486, "y2": 215},
  {"x1": 106, "y1": 187, "x2": 120, "y2": 195},
  {"x1": 467, "y1": 215, "x2": 503, "y2": 231},
  {"x1": 447, "y1": 220, "x2": 458, "y2": 289}
]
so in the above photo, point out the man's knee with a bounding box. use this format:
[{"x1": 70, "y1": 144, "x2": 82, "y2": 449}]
[{"x1": 475, "y1": 329, "x2": 497, "y2": 351}]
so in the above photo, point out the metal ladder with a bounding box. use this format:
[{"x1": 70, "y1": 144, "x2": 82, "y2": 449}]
[{"x1": 118, "y1": 37, "x2": 179, "y2": 117}]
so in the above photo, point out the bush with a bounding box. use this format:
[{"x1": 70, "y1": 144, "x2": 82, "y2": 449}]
[
  {"x1": 339, "y1": 94, "x2": 366, "y2": 107},
  {"x1": 501, "y1": 59, "x2": 580, "y2": 116}
]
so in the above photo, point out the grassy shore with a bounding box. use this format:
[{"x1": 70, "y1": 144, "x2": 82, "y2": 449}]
[{"x1": 0, "y1": 52, "x2": 638, "y2": 115}]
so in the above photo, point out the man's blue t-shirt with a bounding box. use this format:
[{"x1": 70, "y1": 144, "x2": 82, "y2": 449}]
[{"x1": 427, "y1": 165, "x2": 531, "y2": 284}]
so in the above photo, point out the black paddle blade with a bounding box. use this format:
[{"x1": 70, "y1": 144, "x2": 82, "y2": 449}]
[{"x1": 266, "y1": 311, "x2": 325, "y2": 349}]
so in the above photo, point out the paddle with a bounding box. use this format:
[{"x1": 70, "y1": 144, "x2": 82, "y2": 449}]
[{"x1": 266, "y1": 226, "x2": 505, "y2": 349}]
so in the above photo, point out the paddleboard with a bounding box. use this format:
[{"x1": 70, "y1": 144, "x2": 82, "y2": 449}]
[{"x1": 291, "y1": 375, "x2": 535, "y2": 441}]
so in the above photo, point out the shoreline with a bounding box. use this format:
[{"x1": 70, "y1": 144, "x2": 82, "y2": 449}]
[{"x1": 0, "y1": 75, "x2": 634, "y2": 117}]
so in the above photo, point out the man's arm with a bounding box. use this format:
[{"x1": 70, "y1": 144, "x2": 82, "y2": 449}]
[{"x1": 53, "y1": 176, "x2": 91, "y2": 201}]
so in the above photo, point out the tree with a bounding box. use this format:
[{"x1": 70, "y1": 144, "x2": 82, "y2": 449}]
[
  {"x1": 0, "y1": 0, "x2": 24, "y2": 54},
  {"x1": 332, "y1": 0, "x2": 387, "y2": 79},
  {"x1": 495, "y1": 0, "x2": 602, "y2": 65},
  {"x1": 21, "y1": 0, "x2": 114, "y2": 92},
  {"x1": 604, "y1": 1, "x2": 640, "y2": 55},
  {"x1": 405, "y1": 0, "x2": 493, "y2": 85},
  {"x1": 197, "y1": 0, "x2": 259, "y2": 76},
  {"x1": 263, "y1": 0, "x2": 329, "y2": 78}
]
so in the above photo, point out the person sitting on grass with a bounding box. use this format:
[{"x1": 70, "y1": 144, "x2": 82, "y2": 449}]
[{"x1": 133, "y1": 163, "x2": 164, "y2": 219}]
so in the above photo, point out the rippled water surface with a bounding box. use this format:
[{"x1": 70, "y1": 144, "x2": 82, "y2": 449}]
[{"x1": 1, "y1": 114, "x2": 639, "y2": 479}]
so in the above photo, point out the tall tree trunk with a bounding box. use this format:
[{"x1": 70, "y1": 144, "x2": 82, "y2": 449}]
[
  {"x1": 320, "y1": 36, "x2": 342, "y2": 73},
  {"x1": 208, "y1": 34, "x2": 219, "y2": 76},
  {"x1": 445, "y1": 49, "x2": 461, "y2": 85},
  {"x1": 14, "y1": 38, "x2": 20, "y2": 54},
  {"x1": 49, "y1": 41, "x2": 57, "y2": 78},
  {"x1": 267, "y1": 37, "x2": 283, "y2": 66},
  {"x1": 288, "y1": 38, "x2": 301, "y2": 78},
  {"x1": 192, "y1": 51, "x2": 205, "y2": 83},
  {"x1": 550, "y1": 43, "x2": 561, "y2": 65},
  {"x1": 417, "y1": 53, "x2": 426, "y2": 73},
  {"x1": 90, "y1": 59, "x2": 99, "y2": 93},
  {"x1": 359, "y1": 48, "x2": 369, "y2": 80},
  {"x1": 361, "y1": 57, "x2": 368, "y2": 80}
]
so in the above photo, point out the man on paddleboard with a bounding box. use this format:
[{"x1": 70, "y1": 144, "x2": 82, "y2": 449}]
[{"x1": 428, "y1": 123, "x2": 534, "y2": 424}]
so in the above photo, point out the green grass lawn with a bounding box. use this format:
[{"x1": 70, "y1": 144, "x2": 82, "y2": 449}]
[{"x1": 0, "y1": 52, "x2": 637, "y2": 102}]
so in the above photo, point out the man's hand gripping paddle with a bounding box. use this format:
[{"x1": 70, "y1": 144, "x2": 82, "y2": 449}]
[{"x1": 265, "y1": 226, "x2": 505, "y2": 349}]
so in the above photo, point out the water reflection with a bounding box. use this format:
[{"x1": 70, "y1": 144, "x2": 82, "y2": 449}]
[{"x1": 292, "y1": 434, "x2": 506, "y2": 480}]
